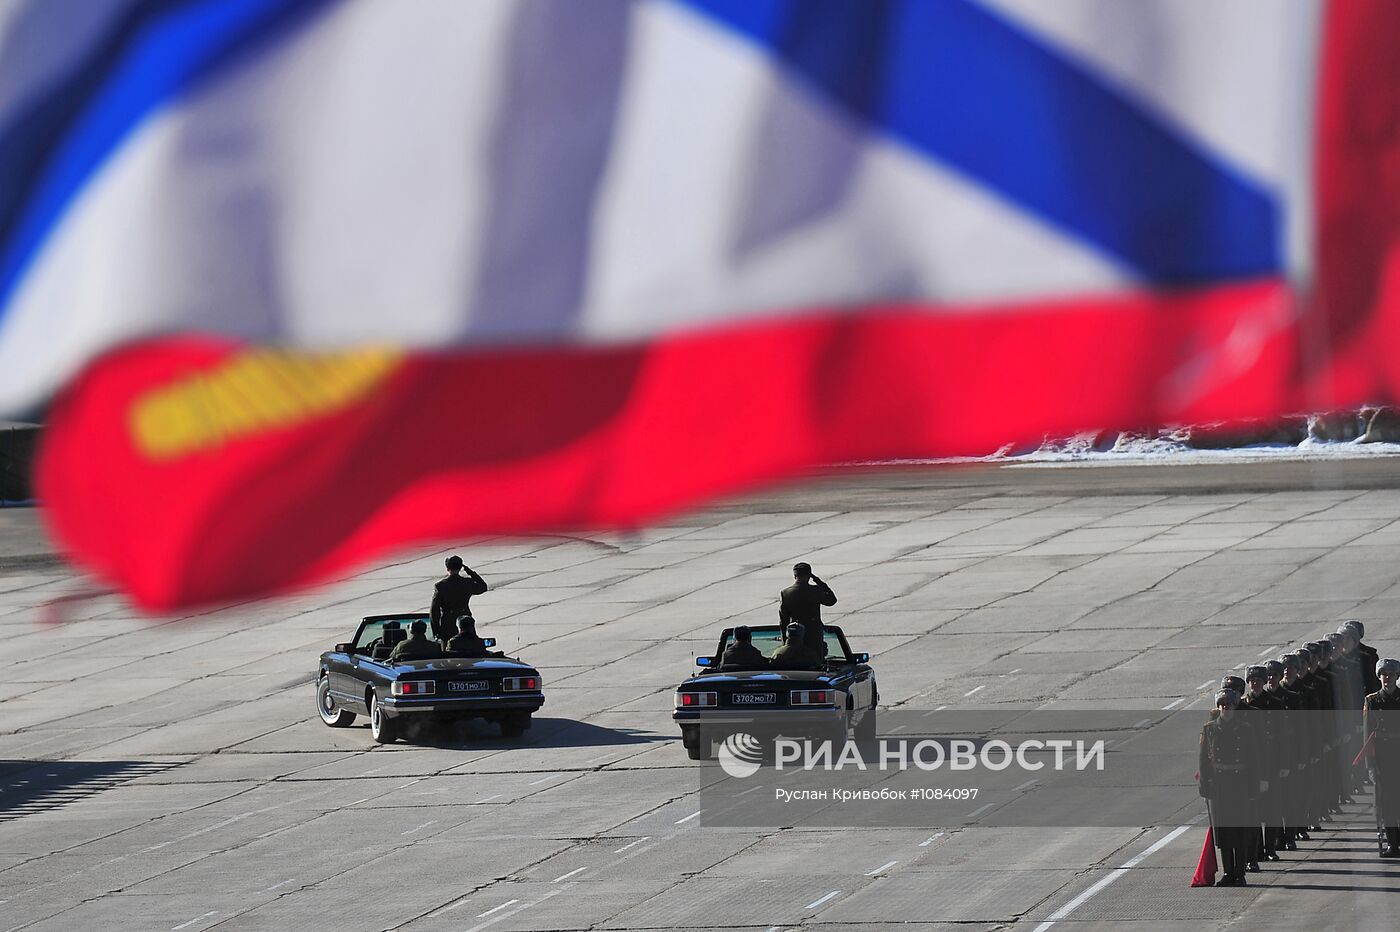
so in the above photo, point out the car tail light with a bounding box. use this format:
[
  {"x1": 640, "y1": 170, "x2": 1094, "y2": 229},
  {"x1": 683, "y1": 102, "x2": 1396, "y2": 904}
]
[
  {"x1": 676, "y1": 691, "x2": 718, "y2": 708},
  {"x1": 790, "y1": 689, "x2": 833, "y2": 706},
  {"x1": 503, "y1": 676, "x2": 541, "y2": 691},
  {"x1": 392, "y1": 680, "x2": 436, "y2": 696}
]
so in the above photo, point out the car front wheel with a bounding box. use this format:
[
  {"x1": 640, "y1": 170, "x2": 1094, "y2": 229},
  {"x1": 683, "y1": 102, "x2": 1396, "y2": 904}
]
[
  {"x1": 370, "y1": 691, "x2": 399, "y2": 744},
  {"x1": 317, "y1": 675, "x2": 356, "y2": 728}
]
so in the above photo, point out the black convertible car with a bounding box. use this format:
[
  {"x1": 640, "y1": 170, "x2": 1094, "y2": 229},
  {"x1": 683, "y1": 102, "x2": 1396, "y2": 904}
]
[
  {"x1": 316, "y1": 613, "x2": 545, "y2": 744},
  {"x1": 673, "y1": 624, "x2": 877, "y2": 760}
]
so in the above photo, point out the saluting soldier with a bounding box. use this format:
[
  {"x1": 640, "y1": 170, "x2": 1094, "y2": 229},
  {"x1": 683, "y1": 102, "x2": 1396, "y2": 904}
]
[
  {"x1": 1364, "y1": 659, "x2": 1400, "y2": 858},
  {"x1": 430, "y1": 555, "x2": 488, "y2": 642},
  {"x1": 779, "y1": 563, "x2": 837, "y2": 654},
  {"x1": 1200, "y1": 688, "x2": 1258, "y2": 885}
]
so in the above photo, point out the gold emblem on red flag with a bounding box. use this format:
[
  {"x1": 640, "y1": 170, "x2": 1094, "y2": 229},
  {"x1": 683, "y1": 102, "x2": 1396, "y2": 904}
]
[{"x1": 129, "y1": 347, "x2": 403, "y2": 458}]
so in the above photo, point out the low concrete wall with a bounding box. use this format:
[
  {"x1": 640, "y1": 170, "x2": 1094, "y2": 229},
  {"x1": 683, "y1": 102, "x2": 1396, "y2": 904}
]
[{"x1": 0, "y1": 422, "x2": 39, "y2": 502}]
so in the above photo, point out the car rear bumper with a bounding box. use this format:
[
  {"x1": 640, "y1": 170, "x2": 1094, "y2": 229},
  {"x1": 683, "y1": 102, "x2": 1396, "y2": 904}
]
[
  {"x1": 673, "y1": 708, "x2": 842, "y2": 726},
  {"x1": 383, "y1": 694, "x2": 545, "y2": 715}
]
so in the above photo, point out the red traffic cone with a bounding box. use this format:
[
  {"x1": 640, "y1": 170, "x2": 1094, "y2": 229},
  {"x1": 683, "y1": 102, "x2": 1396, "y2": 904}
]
[{"x1": 1190, "y1": 827, "x2": 1217, "y2": 887}]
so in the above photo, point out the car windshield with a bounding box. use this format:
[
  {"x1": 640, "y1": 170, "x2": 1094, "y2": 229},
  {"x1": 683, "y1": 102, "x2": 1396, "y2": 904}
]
[
  {"x1": 353, "y1": 616, "x2": 429, "y2": 651},
  {"x1": 717, "y1": 626, "x2": 849, "y2": 663}
]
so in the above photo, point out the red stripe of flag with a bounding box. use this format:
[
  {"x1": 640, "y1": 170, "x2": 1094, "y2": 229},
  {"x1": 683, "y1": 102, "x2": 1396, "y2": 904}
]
[{"x1": 40, "y1": 282, "x2": 1301, "y2": 610}]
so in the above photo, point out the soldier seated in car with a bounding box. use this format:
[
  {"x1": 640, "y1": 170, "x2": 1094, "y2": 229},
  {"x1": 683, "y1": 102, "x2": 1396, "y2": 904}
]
[
  {"x1": 719, "y1": 625, "x2": 769, "y2": 671},
  {"x1": 446, "y1": 614, "x2": 497, "y2": 658},
  {"x1": 768, "y1": 623, "x2": 823, "y2": 670},
  {"x1": 389, "y1": 619, "x2": 441, "y2": 662}
]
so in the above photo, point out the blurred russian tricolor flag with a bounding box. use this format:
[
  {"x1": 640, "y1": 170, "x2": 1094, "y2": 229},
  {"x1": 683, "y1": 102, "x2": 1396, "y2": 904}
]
[{"x1": 5, "y1": 0, "x2": 1399, "y2": 608}]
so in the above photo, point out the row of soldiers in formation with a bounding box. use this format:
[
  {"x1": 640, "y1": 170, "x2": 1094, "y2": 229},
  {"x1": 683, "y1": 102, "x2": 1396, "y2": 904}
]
[{"x1": 1197, "y1": 619, "x2": 1400, "y2": 886}]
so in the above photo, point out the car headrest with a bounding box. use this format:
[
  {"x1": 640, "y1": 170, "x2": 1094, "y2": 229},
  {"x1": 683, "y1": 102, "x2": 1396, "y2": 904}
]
[{"x1": 383, "y1": 627, "x2": 407, "y2": 647}]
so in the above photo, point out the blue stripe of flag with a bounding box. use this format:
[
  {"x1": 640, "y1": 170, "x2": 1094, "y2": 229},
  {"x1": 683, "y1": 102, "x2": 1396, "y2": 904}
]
[
  {"x1": 680, "y1": 0, "x2": 1281, "y2": 285},
  {"x1": 0, "y1": 0, "x2": 328, "y2": 321}
]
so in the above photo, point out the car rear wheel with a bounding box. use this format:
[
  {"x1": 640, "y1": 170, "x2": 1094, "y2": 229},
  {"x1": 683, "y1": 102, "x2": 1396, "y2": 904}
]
[
  {"x1": 317, "y1": 675, "x2": 355, "y2": 727},
  {"x1": 499, "y1": 712, "x2": 531, "y2": 739},
  {"x1": 370, "y1": 691, "x2": 399, "y2": 744}
]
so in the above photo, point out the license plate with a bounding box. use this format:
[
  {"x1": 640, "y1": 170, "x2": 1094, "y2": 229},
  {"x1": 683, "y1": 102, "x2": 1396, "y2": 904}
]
[
  {"x1": 732, "y1": 692, "x2": 776, "y2": 704},
  {"x1": 449, "y1": 680, "x2": 489, "y2": 692}
]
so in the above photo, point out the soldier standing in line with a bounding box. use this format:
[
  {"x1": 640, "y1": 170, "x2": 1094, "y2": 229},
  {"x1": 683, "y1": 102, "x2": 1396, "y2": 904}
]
[
  {"x1": 1245, "y1": 664, "x2": 1286, "y2": 861},
  {"x1": 1364, "y1": 659, "x2": 1400, "y2": 858},
  {"x1": 1200, "y1": 688, "x2": 1258, "y2": 886},
  {"x1": 1328, "y1": 630, "x2": 1359, "y2": 805},
  {"x1": 430, "y1": 555, "x2": 488, "y2": 643},
  {"x1": 1273, "y1": 656, "x2": 1308, "y2": 850},
  {"x1": 1306, "y1": 640, "x2": 1340, "y2": 822},
  {"x1": 1235, "y1": 671, "x2": 1272, "y2": 869},
  {"x1": 1345, "y1": 621, "x2": 1381, "y2": 696}
]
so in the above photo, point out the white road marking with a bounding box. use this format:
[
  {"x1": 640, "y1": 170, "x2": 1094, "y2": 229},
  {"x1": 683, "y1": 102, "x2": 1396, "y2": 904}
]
[
  {"x1": 528, "y1": 775, "x2": 555, "y2": 785},
  {"x1": 1030, "y1": 824, "x2": 1192, "y2": 932},
  {"x1": 551, "y1": 866, "x2": 588, "y2": 883},
  {"x1": 477, "y1": 899, "x2": 519, "y2": 918},
  {"x1": 461, "y1": 890, "x2": 562, "y2": 932},
  {"x1": 934, "y1": 705, "x2": 947, "y2": 712},
  {"x1": 918, "y1": 832, "x2": 944, "y2": 847},
  {"x1": 967, "y1": 802, "x2": 996, "y2": 818},
  {"x1": 963, "y1": 685, "x2": 986, "y2": 697},
  {"x1": 674, "y1": 810, "x2": 703, "y2": 824},
  {"x1": 1257, "y1": 645, "x2": 1278, "y2": 656},
  {"x1": 1162, "y1": 697, "x2": 1186, "y2": 710},
  {"x1": 1013, "y1": 778, "x2": 1038, "y2": 792},
  {"x1": 256, "y1": 878, "x2": 295, "y2": 894},
  {"x1": 1232, "y1": 662, "x2": 1246, "y2": 670},
  {"x1": 586, "y1": 751, "x2": 617, "y2": 763},
  {"x1": 171, "y1": 912, "x2": 217, "y2": 931},
  {"x1": 400, "y1": 819, "x2": 438, "y2": 836},
  {"x1": 1007, "y1": 668, "x2": 1022, "y2": 675},
  {"x1": 735, "y1": 784, "x2": 766, "y2": 797},
  {"x1": 887, "y1": 724, "x2": 906, "y2": 734},
  {"x1": 477, "y1": 794, "x2": 502, "y2": 803},
  {"x1": 347, "y1": 797, "x2": 372, "y2": 807},
  {"x1": 613, "y1": 837, "x2": 651, "y2": 854},
  {"x1": 804, "y1": 890, "x2": 841, "y2": 910},
  {"x1": 1196, "y1": 680, "x2": 1214, "y2": 690},
  {"x1": 1132, "y1": 718, "x2": 1153, "y2": 729},
  {"x1": 865, "y1": 860, "x2": 898, "y2": 876}
]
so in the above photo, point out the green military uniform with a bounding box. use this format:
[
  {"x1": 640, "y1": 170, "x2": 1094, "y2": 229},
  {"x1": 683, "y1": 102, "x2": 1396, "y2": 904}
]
[{"x1": 1200, "y1": 695, "x2": 1259, "y2": 885}]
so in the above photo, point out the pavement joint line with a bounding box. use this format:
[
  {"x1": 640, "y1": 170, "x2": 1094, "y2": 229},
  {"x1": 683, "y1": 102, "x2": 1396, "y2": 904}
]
[
  {"x1": 675, "y1": 810, "x2": 703, "y2": 824},
  {"x1": 865, "y1": 860, "x2": 898, "y2": 876},
  {"x1": 963, "y1": 685, "x2": 986, "y2": 697},
  {"x1": 171, "y1": 911, "x2": 217, "y2": 931},
  {"x1": 551, "y1": 866, "x2": 587, "y2": 882},
  {"x1": 1162, "y1": 697, "x2": 1187, "y2": 710},
  {"x1": 1030, "y1": 823, "x2": 1192, "y2": 932},
  {"x1": 919, "y1": 832, "x2": 944, "y2": 847},
  {"x1": 1132, "y1": 718, "x2": 1153, "y2": 729},
  {"x1": 804, "y1": 890, "x2": 841, "y2": 910},
  {"x1": 613, "y1": 836, "x2": 650, "y2": 853},
  {"x1": 477, "y1": 899, "x2": 519, "y2": 918}
]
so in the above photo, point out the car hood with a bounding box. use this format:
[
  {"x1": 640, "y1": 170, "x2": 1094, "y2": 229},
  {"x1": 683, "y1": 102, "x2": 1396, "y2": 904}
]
[
  {"x1": 390, "y1": 657, "x2": 537, "y2": 674},
  {"x1": 684, "y1": 670, "x2": 837, "y2": 685}
]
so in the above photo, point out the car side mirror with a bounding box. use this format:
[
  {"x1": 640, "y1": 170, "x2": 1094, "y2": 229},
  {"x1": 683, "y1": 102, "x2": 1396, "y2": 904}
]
[
  {"x1": 335, "y1": 642, "x2": 352, "y2": 653},
  {"x1": 853, "y1": 652, "x2": 869, "y2": 664},
  {"x1": 482, "y1": 637, "x2": 496, "y2": 648},
  {"x1": 695, "y1": 656, "x2": 713, "y2": 667}
]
